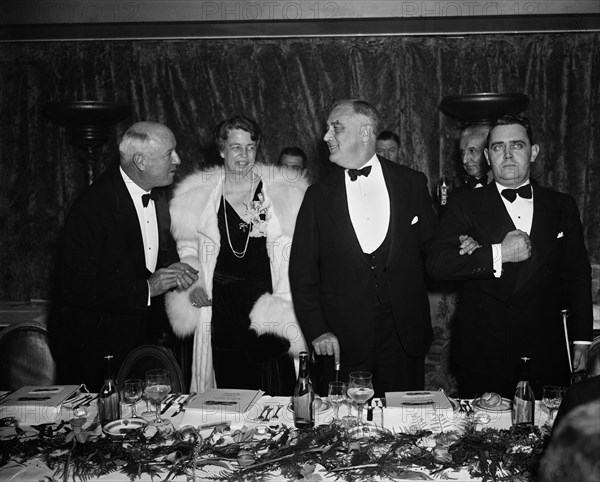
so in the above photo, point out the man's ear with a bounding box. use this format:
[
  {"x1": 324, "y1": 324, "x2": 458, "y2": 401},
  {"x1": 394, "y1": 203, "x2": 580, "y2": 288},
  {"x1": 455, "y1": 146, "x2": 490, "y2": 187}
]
[
  {"x1": 132, "y1": 152, "x2": 145, "y2": 170},
  {"x1": 361, "y1": 124, "x2": 374, "y2": 142},
  {"x1": 220, "y1": 151, "x2": 225, "y2": 159},
  {"x1": 484, "y1": 148, "x2": 491, "y2": 166},
  {"x1": 530, "y1": 144, "x2": 539, "y2": 163}
]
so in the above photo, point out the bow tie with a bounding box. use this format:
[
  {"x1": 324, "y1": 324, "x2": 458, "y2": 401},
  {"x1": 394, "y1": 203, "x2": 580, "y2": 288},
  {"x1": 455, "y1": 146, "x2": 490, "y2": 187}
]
[
  {"x1": 347, "y1": 165, "x2": 372, "y2": 181},
  {"x1": 501, "y1": 184, "x2": 532, "y2": 203},
  {"x1": 141, "y1": 190, "x2": 159, "y2": 207},
  {"x1": 466, "y1": 176, "x2": 487, "y2": 189}
]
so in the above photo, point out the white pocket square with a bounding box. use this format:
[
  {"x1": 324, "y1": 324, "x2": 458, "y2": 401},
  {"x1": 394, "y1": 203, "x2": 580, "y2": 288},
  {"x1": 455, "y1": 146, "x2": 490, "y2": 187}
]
[
  {"x1": 557, "y1": 232, "x2": 564, "y2": 239},
  {"x1": 411, "y1": 216, "x2": 419, "y2": 225}
]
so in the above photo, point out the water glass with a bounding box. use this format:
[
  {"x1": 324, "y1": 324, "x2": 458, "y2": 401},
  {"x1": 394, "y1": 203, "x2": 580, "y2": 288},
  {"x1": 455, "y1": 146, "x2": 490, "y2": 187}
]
[
  {"x1": 542, "y1": 385, "x2": 565, "y2": 426},
  {"x1": 328, "y1": 381, "x2": 348, "y2": 421},
  {"x1": 123, "y1": 378, "x2": 143, "y2": 418},
  {"x1": 347, "y1": 371, "x2": 374, "y2": 427},
  {"x1": 145, "y1": 369, "x2": 172, "y2": 430}
]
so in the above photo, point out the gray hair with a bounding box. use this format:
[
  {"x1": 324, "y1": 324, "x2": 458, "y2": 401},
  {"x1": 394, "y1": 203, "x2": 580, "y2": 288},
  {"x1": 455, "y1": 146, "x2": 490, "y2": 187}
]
[
  {"x1": 332, "y1": 99, "x2": 382, "y2": 137},
  {"x1": 119, "y1": 122, "x2": 166, "y2": 163}
]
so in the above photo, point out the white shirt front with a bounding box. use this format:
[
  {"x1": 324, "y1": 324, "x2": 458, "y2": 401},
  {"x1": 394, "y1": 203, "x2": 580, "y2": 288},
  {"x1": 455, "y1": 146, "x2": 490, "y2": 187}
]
[
  {"x1": 491, "y1": 180, "x2": 533, "y2": 278},
  {"x1": 496, "y1": 181, "x2": 534, "y2": 235},
  {"x1": 120, "y1": 167, "x2": 159, "y2": 273},
  {"x1": 345, "y1": 155, "x2": 390, "y2": 254}
]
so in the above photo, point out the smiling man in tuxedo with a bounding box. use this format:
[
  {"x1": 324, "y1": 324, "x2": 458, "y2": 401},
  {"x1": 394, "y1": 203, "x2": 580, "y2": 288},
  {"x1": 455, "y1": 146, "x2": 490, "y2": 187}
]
[
  {"x1": 427, "y1": 115, "x2": 593, "y2": 398},
  {"x1": 50, "y1": 122, "x2": 198, "y2": 391},
  {"x1": 289, "y1": 99, "x2": 437, "y2": 396}
]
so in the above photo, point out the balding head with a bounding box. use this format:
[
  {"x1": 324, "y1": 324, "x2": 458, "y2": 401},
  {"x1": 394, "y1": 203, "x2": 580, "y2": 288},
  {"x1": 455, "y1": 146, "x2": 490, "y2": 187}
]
[{"x1": 119, "y1": 122, "x2": 181, "y2": 191}]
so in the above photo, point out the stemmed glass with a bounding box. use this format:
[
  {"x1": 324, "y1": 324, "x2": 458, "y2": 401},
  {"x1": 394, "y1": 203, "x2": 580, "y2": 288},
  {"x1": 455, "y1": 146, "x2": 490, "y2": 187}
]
[
  {"x1": 328, "y1": 381, "x2": 348, "y2": 422},
  {"x1": 542, "y1": 385, "x2": 565, "y2": 427},
  {"x1": 145, "y1": 369, "x2": 172, "y2": 430},
  {"x1": 347, "y1": 372, "x2": 374, "y2": 427},
  {"x1": 123, "y1": 378, "x2": 143, "y2": 418}
]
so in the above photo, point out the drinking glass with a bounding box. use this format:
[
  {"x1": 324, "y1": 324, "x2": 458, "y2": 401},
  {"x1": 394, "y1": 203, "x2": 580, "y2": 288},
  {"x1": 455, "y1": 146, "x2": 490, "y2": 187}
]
[
  {"x1": 328, "y1": 381, "x2": 348, "y2": 421},
  {"x1": 123, "y1": 378, "x2": 143, "y2": 418},
  {"x1": 347, "y1": 372, "x2": 374, "y2": 427},
  {"x1": 542, "y1": 385, "x2": 565, "y2": 427},
  {"x1": 145, "y1": 369, "x2": 172, "y2": 430}
]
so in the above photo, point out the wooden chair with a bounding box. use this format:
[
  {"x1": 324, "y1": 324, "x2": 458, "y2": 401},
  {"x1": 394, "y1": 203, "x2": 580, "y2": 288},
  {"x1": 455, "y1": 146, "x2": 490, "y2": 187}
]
[
  {"x1": 116, "y1": 344, "x2": 186, "y2": 393},
  {"x1": 0, "y1": 320, "x2": 56, "y2": 390}
]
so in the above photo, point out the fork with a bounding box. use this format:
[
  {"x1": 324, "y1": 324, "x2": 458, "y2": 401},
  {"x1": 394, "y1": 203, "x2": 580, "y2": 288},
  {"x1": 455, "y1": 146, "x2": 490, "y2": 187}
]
[
  {"x1": 270, "y1": 404, "x2": 283, "y2": 420},
  {"x1": 254, "y1": 406, "x2": 271, "y2": 422},
  {"x1": 254, "y1": 405, "x2": 271, "y2": 422}
]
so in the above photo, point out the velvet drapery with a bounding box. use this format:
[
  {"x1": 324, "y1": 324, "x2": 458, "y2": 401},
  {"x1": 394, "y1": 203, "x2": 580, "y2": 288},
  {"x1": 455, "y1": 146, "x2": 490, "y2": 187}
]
[{"x1": 1, "y1": 33, "x2": 598, "y2": 391}]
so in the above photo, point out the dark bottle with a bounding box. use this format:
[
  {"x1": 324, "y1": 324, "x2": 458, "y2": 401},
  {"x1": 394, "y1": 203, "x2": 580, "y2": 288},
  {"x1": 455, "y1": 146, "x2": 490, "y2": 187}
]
[
  {"x1": 512, "y1": 357, "x2": 535, "y2": 425},
  {"x1": 293, "y1": 352, "x2": 314, "y2": 429},
  {"x1": 98, "y1": 355, "x2": 121, "y2": 426}
]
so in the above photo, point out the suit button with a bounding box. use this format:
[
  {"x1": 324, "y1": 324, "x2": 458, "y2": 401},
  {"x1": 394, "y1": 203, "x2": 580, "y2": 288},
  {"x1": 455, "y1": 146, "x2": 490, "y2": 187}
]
[
  {"x1": 376, "y1": 283, "x2": 380, "y2": 288},
  {"x1": 370, "y1": 266, "x2": 376, "y2": 270}
]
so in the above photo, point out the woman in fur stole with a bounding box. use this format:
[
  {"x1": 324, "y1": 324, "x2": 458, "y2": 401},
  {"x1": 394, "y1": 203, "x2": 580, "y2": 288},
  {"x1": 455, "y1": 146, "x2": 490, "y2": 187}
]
[{"x1": 166, "y1": 115, "x2": 309, "y2": 394}]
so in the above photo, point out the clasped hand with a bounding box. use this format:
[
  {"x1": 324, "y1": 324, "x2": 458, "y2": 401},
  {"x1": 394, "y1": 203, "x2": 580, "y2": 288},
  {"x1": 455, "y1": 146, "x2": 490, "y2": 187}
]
[
  {"x1": 148, "y1": 262, "x2": 199, "y2": 297},
  {"x1": 458, "y1": 229, "x2": 531, "y2": 263}
]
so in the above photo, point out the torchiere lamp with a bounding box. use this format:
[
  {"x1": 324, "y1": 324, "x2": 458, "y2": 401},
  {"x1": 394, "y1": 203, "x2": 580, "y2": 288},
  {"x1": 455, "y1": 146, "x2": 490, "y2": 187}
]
[
  {"x1": 44, "y1": 101, "x2": 130, "y2": 185},
  {"x1": 439, "y1": 92, "x2": 529, "y2": 125}
]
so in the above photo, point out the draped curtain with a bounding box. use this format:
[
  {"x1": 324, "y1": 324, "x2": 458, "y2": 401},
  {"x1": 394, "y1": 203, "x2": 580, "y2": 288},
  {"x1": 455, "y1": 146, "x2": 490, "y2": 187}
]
[{"x1": 1, "y1": 33, "x2": 598, "y2": 391}]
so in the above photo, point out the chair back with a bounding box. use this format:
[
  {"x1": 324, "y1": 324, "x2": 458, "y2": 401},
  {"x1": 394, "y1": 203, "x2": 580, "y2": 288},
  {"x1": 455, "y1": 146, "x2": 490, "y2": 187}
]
[
  {"x1": 586, "y1": 335, "x2": 600, "y2": 377},
  {"x1": 117, "y1": 345, "x2": 185, "y2": 393},
  {"x1": 0, "y1": 320, "x2": 56, "y2": 390}
]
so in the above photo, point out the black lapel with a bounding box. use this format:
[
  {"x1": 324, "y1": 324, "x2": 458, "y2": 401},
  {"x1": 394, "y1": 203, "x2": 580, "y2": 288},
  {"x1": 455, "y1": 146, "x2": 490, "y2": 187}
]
[
  {"x1": 472, "y1": 183, "x2": 516, "y2": 245},
  {"x1": 513, "y1": 182, "x2": 557, "y2": 293},
  {"x1": 110, "y1": 167, "x2": 147, "y2": 274},
  {"x1": 321, "y1": 168, "x2": 369, "y2": 265},
  {"x1": 380, "y1": 158, "x2": 407, "y2": 267}
]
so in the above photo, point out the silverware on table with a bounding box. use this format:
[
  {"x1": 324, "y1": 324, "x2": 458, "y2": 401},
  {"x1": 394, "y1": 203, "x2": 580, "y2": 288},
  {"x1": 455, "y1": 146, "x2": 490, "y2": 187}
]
[
  {"x1": 171, "y1": 392, "x2": 196, "y2": 417},
  {"x1": 161, "y1": 394, "x2": 180, "y2": 414}
]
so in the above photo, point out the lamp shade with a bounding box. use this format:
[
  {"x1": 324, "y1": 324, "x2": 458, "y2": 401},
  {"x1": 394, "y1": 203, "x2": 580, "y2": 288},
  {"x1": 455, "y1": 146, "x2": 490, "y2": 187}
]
[
  {"x1": 439, "y1": 93, "x2": 529, "y2": 124},
  {"x1": 44, "y1": 101, "x2": 130, "y2": 149}
]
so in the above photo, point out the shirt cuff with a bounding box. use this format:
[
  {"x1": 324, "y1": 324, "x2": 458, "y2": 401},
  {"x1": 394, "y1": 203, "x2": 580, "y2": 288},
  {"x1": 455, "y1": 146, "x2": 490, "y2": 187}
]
[
  {"x1": 147, "y1": 280, "x2": 151, "y2": 306},
  {"x1": 492, "y1": 244, "x2": 502, "y2": 278},
  {"x1": 573, "y1": 341, "x2": 592, "y2": 345}
]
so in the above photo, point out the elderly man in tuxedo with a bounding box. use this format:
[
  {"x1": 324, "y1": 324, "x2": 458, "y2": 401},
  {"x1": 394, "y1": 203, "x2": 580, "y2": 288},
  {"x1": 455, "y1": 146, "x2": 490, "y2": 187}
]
[
  {"x1": 50, "y1": 122, "x2": 198, "y2": 391},
  {"x1": 457, "y1": 123, "x2": 493, "y2": 190},
  {"x1": 427, "y1": 115, "x2": 593, "y2": 398},
  {"x1": 290, "y1": 99, "x2": 437, "y2": 396}
]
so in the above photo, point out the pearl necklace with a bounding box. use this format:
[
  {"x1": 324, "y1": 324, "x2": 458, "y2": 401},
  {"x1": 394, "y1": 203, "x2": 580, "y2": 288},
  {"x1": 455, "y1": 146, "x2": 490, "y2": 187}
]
[{"x1": 222, "y1": 176, "x2": 254, "y2": 259}]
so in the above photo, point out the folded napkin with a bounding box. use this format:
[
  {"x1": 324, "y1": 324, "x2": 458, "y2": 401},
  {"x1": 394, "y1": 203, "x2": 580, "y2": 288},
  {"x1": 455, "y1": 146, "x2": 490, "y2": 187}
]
[{"x1": 0, "y1": 385, "x2": 80, "y2": 425}]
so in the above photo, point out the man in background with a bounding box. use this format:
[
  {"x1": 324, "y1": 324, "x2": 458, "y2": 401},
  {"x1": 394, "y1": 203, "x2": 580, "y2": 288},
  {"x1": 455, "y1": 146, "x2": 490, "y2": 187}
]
[
  {"x1": 457, "y1": 123, "x2": 493, "y2": 189},
  {"x1": 375, "y1": 130, "x2": 400, "y2": 164},
  {"x1": 290, "y1": 100, "x2": 436, "y2": 396},
  {"x1": 427, "y1": 115, "x2": 593, "y2": 398},
  {"x1": 50, "y1": 122, "x2": 198, "y2": 390},
  {"x1": 277, "y1": 146, "x2": 307, "y2": 172}
]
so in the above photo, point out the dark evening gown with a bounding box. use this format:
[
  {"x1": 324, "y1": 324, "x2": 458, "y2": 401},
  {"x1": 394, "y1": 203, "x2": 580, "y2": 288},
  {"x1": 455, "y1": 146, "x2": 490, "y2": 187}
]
[{"x1": 211, "y1": 182, "x2": 295, "y2": 395}]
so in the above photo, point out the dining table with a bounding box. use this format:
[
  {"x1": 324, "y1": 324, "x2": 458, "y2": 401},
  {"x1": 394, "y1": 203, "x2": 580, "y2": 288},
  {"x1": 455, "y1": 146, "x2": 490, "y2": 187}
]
[{"x1": 0, "y1": 390, "x2": 554, "y2": 482}]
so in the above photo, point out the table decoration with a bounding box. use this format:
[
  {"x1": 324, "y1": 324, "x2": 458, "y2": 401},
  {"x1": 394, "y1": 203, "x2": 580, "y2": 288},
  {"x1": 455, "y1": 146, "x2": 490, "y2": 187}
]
[{"x1": 0, "y1": 412, "x2": 550, "y2": 481}]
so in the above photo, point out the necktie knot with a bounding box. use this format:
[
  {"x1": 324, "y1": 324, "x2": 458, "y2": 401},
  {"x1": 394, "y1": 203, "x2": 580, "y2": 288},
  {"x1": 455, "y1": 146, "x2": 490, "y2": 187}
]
[
  {"x1": 141, "y1": 190, "x2": 159, "y2": 207},
  {"x1": 501, "y1": 184, "x2": 532, "y2": 202},
  {"x1": 347, "y1": 165, "x2": 372, "y2": 181}
]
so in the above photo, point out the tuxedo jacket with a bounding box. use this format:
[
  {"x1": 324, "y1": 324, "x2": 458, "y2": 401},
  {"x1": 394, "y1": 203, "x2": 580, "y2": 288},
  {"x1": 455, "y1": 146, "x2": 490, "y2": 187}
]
[
  {"x1": 49, "y1": 164, "x2": 178, "y2": 385},
  {"x1": 426, "y1": 180, "x2": 593, "y2": 382},
  {"x1": 289, "y1": 156, "x2": 436, "y2": 365}
]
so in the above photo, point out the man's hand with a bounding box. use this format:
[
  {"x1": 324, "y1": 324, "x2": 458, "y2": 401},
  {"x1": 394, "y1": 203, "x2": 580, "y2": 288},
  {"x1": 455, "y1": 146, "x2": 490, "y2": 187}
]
[
  {"x1": 148, "y1": 263, "x2": 198, "y2": 297},
  {"x1": 189, "y1": 286, "x2": 212, "y2": 308},
  {"x1": 312, "y1": 332, "x2": 340, "y2": 366},
  {"x1": 459, "y1": 235, "x2": 481, "y2": 255},
  {"x1": 572, "y1": 344, "x2": 589, "y2": 372},
  {"x1": 501, "y1": 229, "x2": 531, "y2": 263}
]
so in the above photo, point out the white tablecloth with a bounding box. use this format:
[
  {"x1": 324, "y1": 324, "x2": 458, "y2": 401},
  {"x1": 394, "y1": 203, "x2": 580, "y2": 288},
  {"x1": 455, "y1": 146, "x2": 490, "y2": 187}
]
[{"x1": 0, "y1": 394, "x2": 551, "y2": 482}]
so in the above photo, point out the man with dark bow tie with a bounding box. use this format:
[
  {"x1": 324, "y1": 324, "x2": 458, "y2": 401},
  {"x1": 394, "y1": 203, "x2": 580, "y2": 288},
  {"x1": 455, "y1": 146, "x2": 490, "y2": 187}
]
[
  {"x1": 49, "y1": 122, "x2": 198, "y2": 391},
  {"x1": 289, "y1": 99, "x2": 437, "y2": 396},
  {"x1": 427, "y1": 115, "x2": 593, "y2": 398}
]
